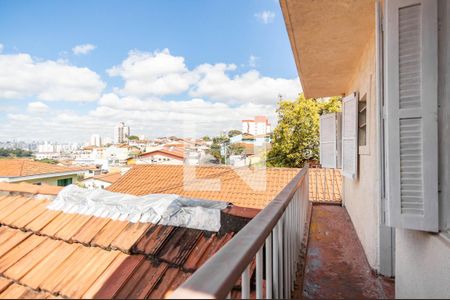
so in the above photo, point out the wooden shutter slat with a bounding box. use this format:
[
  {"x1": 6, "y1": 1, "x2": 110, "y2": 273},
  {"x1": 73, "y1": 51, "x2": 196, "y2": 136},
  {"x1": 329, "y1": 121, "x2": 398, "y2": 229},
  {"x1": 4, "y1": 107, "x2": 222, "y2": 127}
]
[
  {"x1": 341, "y1": 93, "x2": 358, "y2": 179},
  {"x1": 385, "y1": 0, "x2": 438, "y2": 232}
]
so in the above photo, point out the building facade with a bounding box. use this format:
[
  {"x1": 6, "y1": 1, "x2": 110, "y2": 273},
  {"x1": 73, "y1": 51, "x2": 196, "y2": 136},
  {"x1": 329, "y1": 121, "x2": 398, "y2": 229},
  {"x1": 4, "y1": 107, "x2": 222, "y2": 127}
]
[
  {"x1": 281, "y1": 0, "x2": 450, "y2": 297},
  {"x1": 113, "y1": 122, "x2": 130, "y2": 144},
  {"x1": 241, "y1": 116, "x2": 271, "y2": 136}
]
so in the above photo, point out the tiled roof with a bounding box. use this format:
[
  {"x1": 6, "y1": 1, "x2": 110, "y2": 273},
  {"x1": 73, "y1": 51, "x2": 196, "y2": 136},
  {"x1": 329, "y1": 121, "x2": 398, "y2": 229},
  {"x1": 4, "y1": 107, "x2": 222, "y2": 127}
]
[
  {"x1": 108, "y1": 165, "x2": 300, "y2": 209},
  {"x1": 309, "y1": 168, "x2": 342, "y2": 203},
  {"x1": 0, "y1": 182, "x2": 62, "y2": 196},
  {"x1": 0, "y1": 159, "x2": 82, "y2": 178},
  {"x1": 137, "y1": 147, "x2": 185, "y2": 160},
  {"x1": 89, "y1": 172, "x2": 122, "y2": 184},
  {"x1": 0, "y1": 186, "x2": 258, "y2": 299}
]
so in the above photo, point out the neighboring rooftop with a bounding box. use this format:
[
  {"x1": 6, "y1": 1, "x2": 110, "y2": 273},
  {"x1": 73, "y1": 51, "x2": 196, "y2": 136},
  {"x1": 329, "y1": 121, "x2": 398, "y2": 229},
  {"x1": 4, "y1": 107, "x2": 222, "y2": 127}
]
[
  {"x1": 0, "y1": 159, "x2": 82, "y2": 178},
  {"x1": 0, "y1": 183, "x2": 258, "y2": 299},
  {"x1": 108, "y1": 165, "x2": 300, "y2": 209},
  {"x1": 87, "y1": 172, "x2": 122, "y2": 184}
]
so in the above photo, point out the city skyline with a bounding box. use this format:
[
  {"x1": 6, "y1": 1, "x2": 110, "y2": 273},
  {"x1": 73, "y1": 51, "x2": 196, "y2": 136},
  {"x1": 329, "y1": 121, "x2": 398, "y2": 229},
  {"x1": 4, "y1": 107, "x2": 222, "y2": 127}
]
[{"x1": 0, "y1": 0, "x2": 302, "y2": 143}]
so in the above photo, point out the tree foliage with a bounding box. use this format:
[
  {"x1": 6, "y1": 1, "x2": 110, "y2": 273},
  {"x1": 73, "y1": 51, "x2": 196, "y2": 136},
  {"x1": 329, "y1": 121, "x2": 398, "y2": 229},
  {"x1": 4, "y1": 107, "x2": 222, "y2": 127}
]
[
  {"x1": 227, "y1": 130, "x2": 242, "y2": 138},
  {"x1": 35, "y1": 158, "x2": 58, "y2": 164},
  {"x1": 228, "y1": 143, "x2": 245, "y2": 155},
  {"x1": 267, "y1": 94, "x2": 341, "y2": 168},
  {"x1": 0, "y1": 148, "x2": 33, "y2": 158},
  {"x1": 127, "y1": 135, "x2": 139, "y2": 140}
]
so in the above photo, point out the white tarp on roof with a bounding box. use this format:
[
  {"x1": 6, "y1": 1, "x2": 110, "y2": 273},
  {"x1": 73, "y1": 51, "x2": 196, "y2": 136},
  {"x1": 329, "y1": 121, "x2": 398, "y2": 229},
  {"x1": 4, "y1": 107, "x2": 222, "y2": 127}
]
[{"x1": 47, "y1": 185, "x2": 229, "y2": 232}]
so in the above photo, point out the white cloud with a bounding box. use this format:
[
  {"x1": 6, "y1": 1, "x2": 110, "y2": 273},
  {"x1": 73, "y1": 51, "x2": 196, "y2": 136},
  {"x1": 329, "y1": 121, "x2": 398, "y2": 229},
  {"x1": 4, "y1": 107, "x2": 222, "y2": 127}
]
[
  {"x1": 190, "y1": 64, "x2": 301, "y2": 104},
  {"x1": 72, "y1": 44, "x2": 96, "y2": 55},
  {"x1": 107, "y1": 49, "x2": 197, "y2": 97},
  {"x1": 0, "y1": 47, "x2": 302, "y2": 142},
  {"x1": 0, "y1": 44, "x2": 3, "y2": 53},
  {"x1": 254, "y1": 11, "x2": 275, "y2": 24},
  {"x1": 248, "y1": 55, "x2": 259, "y2": 68},
  {"x1": 0, "y1": 91, "x2": 277, "y2": 142},
  {"x1": 108, "y1": 50, "x2": 301, "y2": 104},
  {"x1": 0, "y1": 53, "x2": 106, "y2": 101},
  {"x1": 27, "y1": 101, "x2": 49, "y2": 113}
]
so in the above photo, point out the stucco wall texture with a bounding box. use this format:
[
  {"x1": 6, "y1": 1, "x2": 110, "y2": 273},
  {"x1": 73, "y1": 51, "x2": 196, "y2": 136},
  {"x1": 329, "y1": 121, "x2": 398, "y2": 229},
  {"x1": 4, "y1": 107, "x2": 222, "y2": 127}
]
[
  {"x1": 396, "y1": 230, "x2": 450, "y2": 298},
  {"x1": 342, "y1": 30, "x2": 380, "y2": 271}
]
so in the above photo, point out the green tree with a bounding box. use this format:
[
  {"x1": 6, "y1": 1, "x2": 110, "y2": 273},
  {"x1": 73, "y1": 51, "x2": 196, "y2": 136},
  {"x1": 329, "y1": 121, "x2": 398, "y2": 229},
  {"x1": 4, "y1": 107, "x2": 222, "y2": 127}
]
[
  {"x1": 35, "y1": 158, "x2": 58, "y2": 164},
  {"x1": 227, "y1": 130, "x2": 242, "y2": 138},
  {"x1": 202, "y1": 136, "x2": 211, "y2": 141},
  {"x1": 229, "y1": 143, "x2": 245, "y2": 155},
  {"x1": 267, "y1": 93, "x2": 341, "y2": 168},
  {"x1": 319, "y1": 96, "x2": 342, "y2": 115},
  {"x1": 208, "y1": 136, "x2": 229, "y2": 163},
  {"x1": 127, "y1": 135, "x2": 139, "y2": 140},
  {"x1": 0, "y1": 148, "x2": 33, "y2": 158}
]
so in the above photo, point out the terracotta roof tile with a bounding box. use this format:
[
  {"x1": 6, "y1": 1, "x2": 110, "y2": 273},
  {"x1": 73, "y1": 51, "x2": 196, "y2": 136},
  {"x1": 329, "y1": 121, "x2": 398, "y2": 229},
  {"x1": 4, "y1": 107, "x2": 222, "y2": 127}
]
[
  {"x1": 20, "y1": 242, "x2": 81, "y2": 290},
  {"x1": 110, "y1": 222, "x2": 151, "y2": 252},
  {"x1": 0, "y1": 159, "x2": 82, "y2": 177},
  {"x1": 157, "y1": 228, "x2": 202, "y2": 266},
  {"x1": 0, "y1": 281, "x2": 50, "y2": 299},
  {"x1": 309, "y1": 168, "x2": 342, "y2": 203},
  {"x1": 90, "y1": 219, "x2": 129, "y2": 248},
  {"x1": 82, "y1": 253, "x2": 128, "y2": 299},
  {"x1": 0, "y1": 188, "x2": 257, "y2": 299},
  {"x1": 0, "y1": 182, "x2": 62, "y2": 195},
  {"x1": 108, "y1": 165, "x2": 299, "y2": 209},
  {"x1": 89, "y1": 172, "x2": 122, "y2": 184}
]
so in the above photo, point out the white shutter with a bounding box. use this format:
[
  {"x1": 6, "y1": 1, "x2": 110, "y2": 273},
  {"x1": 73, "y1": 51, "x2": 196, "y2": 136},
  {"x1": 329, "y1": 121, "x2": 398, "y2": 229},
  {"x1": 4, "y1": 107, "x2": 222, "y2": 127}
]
[
  {"x1": 342, "y1": 93, "x2": 358, "y2": 179},
  {"x1": 385, "y1": 0, "x2": 438, "y2": 232},
  {"x1": 320, "y1": 113, "x2": 337, "y2": 168}
]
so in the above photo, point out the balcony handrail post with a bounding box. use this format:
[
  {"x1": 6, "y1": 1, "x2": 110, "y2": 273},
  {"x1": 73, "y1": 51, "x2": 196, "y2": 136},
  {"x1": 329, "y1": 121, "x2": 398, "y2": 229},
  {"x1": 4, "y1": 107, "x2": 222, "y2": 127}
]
[{"x1": 265, "y1": 233, "x2": 273, "y2": 299}]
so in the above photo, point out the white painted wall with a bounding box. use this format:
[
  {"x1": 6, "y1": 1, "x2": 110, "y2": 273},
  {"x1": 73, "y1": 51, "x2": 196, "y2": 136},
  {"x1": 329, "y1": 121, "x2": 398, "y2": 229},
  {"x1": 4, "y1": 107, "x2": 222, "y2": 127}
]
[
  {"x1": 342, "y1": 30, "x2": 381, "y2": 271},
  {"x1": 82, "y1": 178, "x2": 112, "y2": 189},
  {"x1": 395, "y1": 1, "x2": 450, "y2": 297},
  {"x1": 135, "y1": 154, "x2": 183, "y2": 165},
  {"x1": 396, "y1": 230, "x2": 450, "y2": 298}
]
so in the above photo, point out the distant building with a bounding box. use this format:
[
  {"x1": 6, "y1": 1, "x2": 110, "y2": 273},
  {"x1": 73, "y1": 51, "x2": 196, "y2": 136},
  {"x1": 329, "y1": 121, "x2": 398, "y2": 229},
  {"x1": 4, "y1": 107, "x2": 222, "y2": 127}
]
[
  {"x1": 113, "y1": 122, "x2": 130, "y2": 144},
  {"x1": 38, "y1": 141, "x2": 56, "y2": 153},
  {"x1": 241, "y1": 116, "x2": 271, "y2": 136},
  {"x1": 0, "y1": 159, "x2": 82, "y2": 186},
  {"x1": 127, "y1": 147, "x2": 184, "y2": 165},
  {"x1": 82, "y1": 172, "x2": 121, "y2": 189},
  {"x1": 90, "y1": 134, "x2": 102, "y2": 147}
]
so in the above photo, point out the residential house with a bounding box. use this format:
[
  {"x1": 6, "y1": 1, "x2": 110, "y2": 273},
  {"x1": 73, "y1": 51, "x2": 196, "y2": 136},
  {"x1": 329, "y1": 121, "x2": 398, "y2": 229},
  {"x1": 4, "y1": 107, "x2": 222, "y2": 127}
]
[
  {"x1": 0, "y1": 159, "x2": 82, "y2": 186},
  {"x1": 127, "y1": 147, "x2": 185, "y2": 166},
  {"x1": 82, "y1": 172, "x2": 122, "y2": 189},
  {"x1": 108, "y1": 165, "x2": 300, "y2": 209},
  {"x1": 279, "y1": 0, "x2": 450, "y2": 297}
]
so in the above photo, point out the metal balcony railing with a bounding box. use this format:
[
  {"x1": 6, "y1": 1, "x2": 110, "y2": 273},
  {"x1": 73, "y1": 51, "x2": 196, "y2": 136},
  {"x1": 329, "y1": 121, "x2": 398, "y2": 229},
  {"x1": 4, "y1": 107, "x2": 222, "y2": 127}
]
[{"x1": 170, "y1": 165, "x2": 310, "y2": 299}]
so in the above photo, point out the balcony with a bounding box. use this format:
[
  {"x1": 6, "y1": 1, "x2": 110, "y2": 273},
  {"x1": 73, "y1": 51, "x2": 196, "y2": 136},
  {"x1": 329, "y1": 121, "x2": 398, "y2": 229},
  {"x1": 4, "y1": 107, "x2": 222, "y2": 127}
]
[{"x1": 169, "y1": 165, "x2": 394, "y2": 299}]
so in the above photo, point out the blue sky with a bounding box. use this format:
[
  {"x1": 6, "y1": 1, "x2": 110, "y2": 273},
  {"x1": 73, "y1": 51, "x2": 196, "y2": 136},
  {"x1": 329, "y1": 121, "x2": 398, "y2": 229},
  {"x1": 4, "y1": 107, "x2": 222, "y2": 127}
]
[{"x1": 0, "y1": 0, "x2": 301, "y2": 142}]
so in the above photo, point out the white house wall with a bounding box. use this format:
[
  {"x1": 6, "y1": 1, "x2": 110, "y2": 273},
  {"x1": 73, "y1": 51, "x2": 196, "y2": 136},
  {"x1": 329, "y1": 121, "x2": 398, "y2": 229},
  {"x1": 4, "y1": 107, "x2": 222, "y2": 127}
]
[
  {"x1": 395, "y1": 1, "x2": 450, "y2": 297},
  {"x1": 342, "y1": 30, "x2": 381, "y2": 271}
]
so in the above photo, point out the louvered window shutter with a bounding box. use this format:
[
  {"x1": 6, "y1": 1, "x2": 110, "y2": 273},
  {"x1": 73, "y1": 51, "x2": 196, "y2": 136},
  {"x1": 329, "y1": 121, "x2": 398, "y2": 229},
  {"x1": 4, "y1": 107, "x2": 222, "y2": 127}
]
[
  {"x1": 320, "y1": 113, "x2": 342, "y2": 169},
  {"x1": 342, "y1": 93, "x2": 358, "y2": 179},
  {"x1": 385, "y1": 0, "x2": 438, "y2": 232},
  {"x1": 320, "y1": 113, "x2": 337, "y2": 168}
]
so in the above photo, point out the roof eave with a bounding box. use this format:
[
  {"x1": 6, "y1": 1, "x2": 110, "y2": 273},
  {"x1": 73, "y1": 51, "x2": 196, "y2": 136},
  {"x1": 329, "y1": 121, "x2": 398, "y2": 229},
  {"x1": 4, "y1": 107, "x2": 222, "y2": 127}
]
[{"x1": 279, "y1": 0, "x2": 375, "y2": 98}]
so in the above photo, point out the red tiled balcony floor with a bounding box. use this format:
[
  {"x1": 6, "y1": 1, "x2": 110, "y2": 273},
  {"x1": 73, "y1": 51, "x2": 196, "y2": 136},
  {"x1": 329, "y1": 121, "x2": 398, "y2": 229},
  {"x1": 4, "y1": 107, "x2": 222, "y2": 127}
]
[{"x1": 301, "y1": 205, "x2": 394, "y2": 299}]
